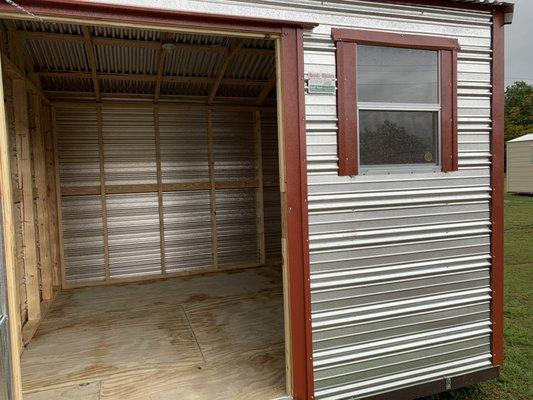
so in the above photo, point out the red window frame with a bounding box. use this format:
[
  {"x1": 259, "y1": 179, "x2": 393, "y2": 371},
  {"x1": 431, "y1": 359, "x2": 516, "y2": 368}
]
[{"x1": 332, "y1": 28, "x2": 460, "y2": 176}]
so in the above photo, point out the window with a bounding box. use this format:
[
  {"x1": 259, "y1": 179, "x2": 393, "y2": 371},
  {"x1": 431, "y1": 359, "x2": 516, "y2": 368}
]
[{"x1": 333, "y1": 29, "x2": 460, "y2": 176}]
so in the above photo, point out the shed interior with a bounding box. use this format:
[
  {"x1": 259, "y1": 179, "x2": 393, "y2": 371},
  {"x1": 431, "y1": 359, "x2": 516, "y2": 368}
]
[{"x1": 0, "y1": 16, "x2": 286, "y2": 400}]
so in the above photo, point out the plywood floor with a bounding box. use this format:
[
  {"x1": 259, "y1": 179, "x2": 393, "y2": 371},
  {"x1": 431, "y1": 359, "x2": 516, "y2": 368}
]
[{"x1": 21, "y1": 266, "x2": 286, "y2": 400}]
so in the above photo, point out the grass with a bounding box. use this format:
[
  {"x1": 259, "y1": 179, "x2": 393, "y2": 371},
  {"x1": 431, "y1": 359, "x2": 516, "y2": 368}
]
[{"x1": 424, "y1": 192, "x2": 533, "y2": 400}]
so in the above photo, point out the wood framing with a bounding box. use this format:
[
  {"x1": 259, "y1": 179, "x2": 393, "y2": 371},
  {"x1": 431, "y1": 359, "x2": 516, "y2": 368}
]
[
  {"x1": 207, "y1": 38, "x2": 245, "y2": 104},
  {"x1": 0, "y1": 52, "x2": 23, "y2": 398},
  {"x1": 206, "y1": 109, "x2": 219, "y2": 269},
  {"x1": 153, "y1": 109, "x2": 166, "y2": 274},
  {"x1": 29, "y1": 95, "x2": 53, "y2": 301},
  {"x1": 96, "y1": 105, "x2": 110, "y2": 279},
  {"x1": 11, "y1": 67, "x2": 41, "y2": 324},
  {"x1": 254, "y1": 110, "x2": 266, "y2": 264},
  {"x1": 81, "y1": 26, "x2": 100, "y2": 100}
]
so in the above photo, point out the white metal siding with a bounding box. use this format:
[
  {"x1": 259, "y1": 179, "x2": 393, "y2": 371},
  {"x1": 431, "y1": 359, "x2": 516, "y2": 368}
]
[
  {"x1": 507, "y1": 141, "x2": 533, "y2": 193},
  {"x1": 66, "y1": 0, "x2": 496, "y2": 397}
]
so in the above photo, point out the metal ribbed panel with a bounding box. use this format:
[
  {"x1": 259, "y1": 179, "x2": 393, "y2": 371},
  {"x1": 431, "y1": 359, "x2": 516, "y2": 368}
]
[
  {"x1": 213, "y1": 111, "x2": 255, "y2": 181},
  {"x1": 163, "y1": 191, "x2": 212, "y2": 273},
  {"x1": 106, "y1": 193, "x2": 161, "y2": 278},
  {"x1": 61, "y1": 195, "x2": 105, "y2": 283},
  {"x1": 102, "y1": 107, "x2": 157, "y2": 185},
  {"x1": 216, "y1": 188, "x2": 258, "y2": 266},
  {"x1": 95, "y1": 45, "x2": 159, "y2": 75},
  {"x1": 159, "y1": 109, "x2": 209, "y2": 183},
  {"x1": 55, "y1": 107, "x2": 100, "y2": 187}
]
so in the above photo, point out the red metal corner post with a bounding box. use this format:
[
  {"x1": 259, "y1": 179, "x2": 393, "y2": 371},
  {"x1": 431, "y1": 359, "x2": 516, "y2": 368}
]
[
  {"x1": 280, "y1": 27, "x2": 314, "y2": 399},
  {"x1": 490, "y1": 9, "x2": 505, "y2": 367}
]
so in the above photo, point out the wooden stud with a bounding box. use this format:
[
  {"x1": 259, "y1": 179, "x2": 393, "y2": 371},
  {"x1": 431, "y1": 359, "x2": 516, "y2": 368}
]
[
  {"x1": 254, "y1": 110, "x2": 266, "y2": 265},
  {"x1": 207, "y1": 38, "x2": 245, "y2": 104},
  {"x1": 154, "y1": 33, "x2": 173, "y2": 103},
  {"x1": 51, "y1": 107, "x2": 67, "y2": 289},
  {"x1": 30, "y1": 95, "x2": 53, "y2": 301},
  {"x1": 17, "y1": 30, "x2": 273, "y2": 56},
  {"x1": 52, "y1": 100, "x2": 276, "y2": 113},
  {"x1": 207, "y1": 109, "x2": 218, "y2": 268},
  {"x1": 42, "y1": 105, "x2": 61, "y2": 287},
  {"x1": 35, "y1": 71, "x2": 269, "y2": 87},
  {"x1": 0, "y1": 50, "x2": 24, "y2": 400},
  {"x1": 0, "y1": 51, "x2": 49, "y2": 104},
  {"x1": 256, "y1": 73, "x2": 276, "y2": 105},
  {"x1": 153, "y1": 109, "x2": 166, "y2": 274},
  {"x1": 96, "y1": 105, "x2": 110, "y2": 279},
  {"x1": 13, "y1": 81, "x2": 41, "y2": 322},
  {"x1": 82, "y1": 26, "x2": 100, "y2": 101}
]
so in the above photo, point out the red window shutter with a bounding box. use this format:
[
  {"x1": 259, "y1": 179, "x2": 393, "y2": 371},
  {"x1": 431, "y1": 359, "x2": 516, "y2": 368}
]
[
  {"x1": 336, "y1": 41, "x2": 358, "y2": 176},
  {"x1": 441, "y1": 49, "x2": 459, "y2": 172}
]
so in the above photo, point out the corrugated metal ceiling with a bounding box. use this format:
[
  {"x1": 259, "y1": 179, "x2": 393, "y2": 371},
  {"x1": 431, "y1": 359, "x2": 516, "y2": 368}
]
[{"x1": 7, "y1": 19, "x2": 276, "y2": 102}]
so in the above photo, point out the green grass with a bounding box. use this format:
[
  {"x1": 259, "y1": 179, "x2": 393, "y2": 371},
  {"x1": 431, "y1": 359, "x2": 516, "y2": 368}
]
[{"x1": 424, "y1": 192, "x2": 533, "y2": 400}]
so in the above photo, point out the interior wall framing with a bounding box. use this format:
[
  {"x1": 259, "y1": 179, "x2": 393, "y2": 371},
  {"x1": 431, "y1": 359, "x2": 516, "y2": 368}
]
[
  {"x1": 53, "y1": 102, "x2": 282, "y2": 288},
  {"x1": 0, "y1": 24, "x2": 62, "y2": 352}
]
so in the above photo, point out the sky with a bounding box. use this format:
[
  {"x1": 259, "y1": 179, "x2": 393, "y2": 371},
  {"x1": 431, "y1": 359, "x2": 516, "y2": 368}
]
[{"x1": 505, "y1": 0, "x2": 533, "y2": 87}]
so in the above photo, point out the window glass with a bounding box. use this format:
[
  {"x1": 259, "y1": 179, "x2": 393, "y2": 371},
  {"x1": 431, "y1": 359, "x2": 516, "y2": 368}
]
[
  {"x1": 359, "y1": 111, "x2": 438, "y2": 165},
  {"x1": 357, "y1": 45, "x2": 439, "y2": 104}
]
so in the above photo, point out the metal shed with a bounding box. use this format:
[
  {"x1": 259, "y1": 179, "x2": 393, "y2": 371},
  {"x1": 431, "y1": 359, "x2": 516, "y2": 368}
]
[
  {"x1": 0, "y1": 1, "x2": 512, "y2": 400},
  {"x1": 507, "y1": 133, "x2": 533, "y2": 194}
]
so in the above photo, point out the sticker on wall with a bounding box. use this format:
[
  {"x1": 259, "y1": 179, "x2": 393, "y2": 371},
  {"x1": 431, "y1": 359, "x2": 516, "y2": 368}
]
[
  {"x1": 307, "y1": 73, "x2": 336, "y2": 94},
  {"x1": 424, "y1": 151, "x2": 434, "y2": 162}
]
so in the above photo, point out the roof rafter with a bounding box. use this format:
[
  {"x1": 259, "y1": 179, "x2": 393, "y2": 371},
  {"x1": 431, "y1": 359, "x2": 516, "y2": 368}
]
[
  {"x1": 256, "y1": 73, "x2": 276, "y2": 105},
  {"x1": 81, "y1": 26, "x2": 100, "y2": 100},
  {"x1": 207, "y1": 38, "x2": 245, "y2": 105},
  {"x1": 154, "y1": 33, "x2": 172, "y2": 103}
]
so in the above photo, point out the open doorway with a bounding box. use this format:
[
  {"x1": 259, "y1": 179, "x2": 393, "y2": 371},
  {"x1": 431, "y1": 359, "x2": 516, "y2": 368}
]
[{"x1": 0, "y1": 16, "x2": 290, "y2": 400}]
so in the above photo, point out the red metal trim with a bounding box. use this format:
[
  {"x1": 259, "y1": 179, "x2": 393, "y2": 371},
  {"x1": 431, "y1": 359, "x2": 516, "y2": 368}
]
[
  {"x1": 0, "y1": 0, "x2": 318, "y2": 33},
  {"x1": 440, "y1": 49, "x2": 458, "y2": 172},
  {"x1": 452, "y1": 49, "x2": 459, "y2": 171},
  {"x1": 336, "y1": 41, "x2": 358, "y2": 176},
  {"x1": 490, "y1": 9, "x2": 505, "y2": 367},
  {"x1": 332, "y1": 28, "x2": 460, "y2": 51},
  {"x1": 281, "y1": 26, "x2": 313, "y2": 400}
]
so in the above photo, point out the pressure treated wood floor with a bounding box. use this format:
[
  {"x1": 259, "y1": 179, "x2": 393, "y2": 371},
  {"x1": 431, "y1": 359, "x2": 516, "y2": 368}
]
[{"x1": 21, "y1": 266, "x2": 286, "y2": 400}]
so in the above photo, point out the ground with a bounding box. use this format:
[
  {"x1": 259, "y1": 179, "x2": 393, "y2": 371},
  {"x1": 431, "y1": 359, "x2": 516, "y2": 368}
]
[{"x1": 424, "y1": 192, "x2": 533, "y2": 400}]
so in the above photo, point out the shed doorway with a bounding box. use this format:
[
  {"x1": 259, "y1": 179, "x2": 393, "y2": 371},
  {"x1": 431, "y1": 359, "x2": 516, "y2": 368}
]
[{"x1": 0, "y1": 16, "x2": 289, "y2": 400}]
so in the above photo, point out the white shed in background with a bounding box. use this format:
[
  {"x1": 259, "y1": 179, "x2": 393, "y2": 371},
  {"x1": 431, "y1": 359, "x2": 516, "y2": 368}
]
[{"x1": 507, "y1": 133, "x2": 533, "y2": 194}]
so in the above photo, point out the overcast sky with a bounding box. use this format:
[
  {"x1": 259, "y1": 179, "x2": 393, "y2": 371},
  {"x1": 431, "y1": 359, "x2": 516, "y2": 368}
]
[{"x1": 505, "y1": 0, "x2": 533, "y2": 87}]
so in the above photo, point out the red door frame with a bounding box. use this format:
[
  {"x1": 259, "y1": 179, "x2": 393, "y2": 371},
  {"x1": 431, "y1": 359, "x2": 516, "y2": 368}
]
[{"x1": 0, "y1": 1, "x2": 316, "y2": 399}]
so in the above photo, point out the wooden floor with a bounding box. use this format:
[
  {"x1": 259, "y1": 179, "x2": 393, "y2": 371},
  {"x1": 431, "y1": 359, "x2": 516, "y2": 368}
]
[{"x1": 21, "y1": 266, "x2": 286, "y2": 400}]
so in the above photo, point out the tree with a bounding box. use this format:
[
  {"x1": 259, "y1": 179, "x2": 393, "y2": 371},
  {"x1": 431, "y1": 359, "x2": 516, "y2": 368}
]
[{"x1": 505, "y1": 81, "x2": 533, "y2": 142}]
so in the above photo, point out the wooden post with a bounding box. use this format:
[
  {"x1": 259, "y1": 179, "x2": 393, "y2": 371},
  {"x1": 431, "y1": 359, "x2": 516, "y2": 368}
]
[
  {"x1": 153, "y1": 108, "x2": 166, "y2": 274},
  {"x1": 51, "y1": 107, "x2": 67, "y2": 288},
  {"x1": 207, "y1": 109, "x2": 218, "y2": 268},
  {"x1": 96, "y1": 105, "x2": 110, "y2": 280},
  {"x1": 0, "y1": 50, "x2": 24, "y2": 400},
  {"x1": 254, "y1": 110, "x2": 266, "y2": 265},
  {"x1": 42, "y1": 105, "x2": 61, "y2": 287},
  {"x1": 10, "y1": 49, "x2": 41, "y2": 323},
  {"x1": 30, "y1": 95, "x2": 53, "y2": 300}
]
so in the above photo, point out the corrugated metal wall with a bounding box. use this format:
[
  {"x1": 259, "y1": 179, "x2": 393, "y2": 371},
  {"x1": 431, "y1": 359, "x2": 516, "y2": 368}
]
[
  {"x1": 301, "y1": 5, "x2": 494, "y2": 398},
  {"x1": 105, "y1": 0, "x2": 496, "y2": 397},
  {"x1": 55, "y1": 105, "x2": 281, "y2": 285}
]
